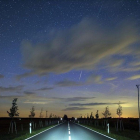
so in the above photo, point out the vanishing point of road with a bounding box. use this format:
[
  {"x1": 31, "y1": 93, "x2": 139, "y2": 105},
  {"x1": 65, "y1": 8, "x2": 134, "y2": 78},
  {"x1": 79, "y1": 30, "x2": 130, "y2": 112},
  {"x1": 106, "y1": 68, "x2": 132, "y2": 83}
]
[{"x1": 25, "y1": 121, "x2": 115, "y2": 140}]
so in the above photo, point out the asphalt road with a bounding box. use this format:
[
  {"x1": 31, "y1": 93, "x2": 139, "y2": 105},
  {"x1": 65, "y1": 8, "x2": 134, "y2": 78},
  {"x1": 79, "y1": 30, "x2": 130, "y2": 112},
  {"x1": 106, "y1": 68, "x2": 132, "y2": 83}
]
[{"x1": 26, "y1": 121, "x2": 115, "y2": 140}]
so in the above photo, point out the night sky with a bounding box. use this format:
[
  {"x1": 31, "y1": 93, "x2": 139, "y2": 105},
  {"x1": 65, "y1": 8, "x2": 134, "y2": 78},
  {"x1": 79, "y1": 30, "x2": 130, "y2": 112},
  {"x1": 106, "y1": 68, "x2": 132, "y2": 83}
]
[{"x1": 0, "y1": 0, "x2": 140, "y2": 118}]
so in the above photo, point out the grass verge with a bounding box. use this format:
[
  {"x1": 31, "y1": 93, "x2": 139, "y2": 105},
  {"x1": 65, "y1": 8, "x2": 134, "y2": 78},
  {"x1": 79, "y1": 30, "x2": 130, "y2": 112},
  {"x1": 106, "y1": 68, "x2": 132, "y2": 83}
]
[
  {"x1": 79, "y1": 123, "x2": 140, "y2": 140},
  {"x1": 13, "y1": 124, "x2": 57, "y2": 140},
  {"x1": 0, "y1": 124, "x2": 57, "y2": 140}
]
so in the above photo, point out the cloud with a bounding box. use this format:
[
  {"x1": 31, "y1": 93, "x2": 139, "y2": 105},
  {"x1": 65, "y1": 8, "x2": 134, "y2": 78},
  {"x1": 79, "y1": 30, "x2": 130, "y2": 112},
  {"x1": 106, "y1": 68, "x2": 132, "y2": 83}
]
[
  {"x1": 16, "y1": 72, "x2": 35, "y2": 80},
  {"x1": 62, "y1": 107, "x2": 91, "y2": 111},
  {"x1": 52, "y1": 96, "x2": 95, "y2": 101},
  {"x1": 23, "y1": 101, "x2": 47, "y2": 104},
  {"x1": 37, "y1": 87, "x2": 53, "y2": 91},
  {"x1": 127, "y1": 75, "x2": 140, "y2": 80},
  {"x1": 0, "y1": 74, "x2": 4, "y2": 79},
  {"x1": 0, "y1": 95, "x2": 23, "y2": 99},
  {"x1": 105, "y1": 77, "x2": 117, "y2": 81},
  {"x1": 69, "y1": 102, "x2": 126, "y2": 106},
  {"x1": 20, "y1": 18, "x2": 138, "y2": 78},
  {"x1": 55, "y1": 79, "x2": 83, "y2": 87},
  {"x1": 87, "y1": 74, "x2": 102, "y2": 84},
  {"x1": 0, "y1": 85, "x2": 23, "y2": 92},
  {"x1": 24, "y1": 91, "x2": 36, "y2": 95}
]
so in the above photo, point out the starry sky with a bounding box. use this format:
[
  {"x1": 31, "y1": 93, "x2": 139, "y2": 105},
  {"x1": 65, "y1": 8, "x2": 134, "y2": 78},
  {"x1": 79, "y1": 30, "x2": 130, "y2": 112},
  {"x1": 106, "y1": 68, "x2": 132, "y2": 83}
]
[{"x1": 0, "y1": 0, "x2": 140, "y2": 118}]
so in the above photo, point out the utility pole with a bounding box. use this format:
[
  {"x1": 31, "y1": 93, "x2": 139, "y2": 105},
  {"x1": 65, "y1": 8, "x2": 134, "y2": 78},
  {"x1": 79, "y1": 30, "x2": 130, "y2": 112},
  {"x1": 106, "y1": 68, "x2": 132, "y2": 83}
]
[{"x1": 136, "y1": 85, "x2": 140, "y2": 132}]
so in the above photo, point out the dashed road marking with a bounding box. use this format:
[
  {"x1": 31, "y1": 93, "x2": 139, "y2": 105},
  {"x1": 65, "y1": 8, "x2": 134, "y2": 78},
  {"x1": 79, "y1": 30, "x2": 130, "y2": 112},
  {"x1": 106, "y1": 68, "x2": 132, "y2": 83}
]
[{"x1": 68, "y1": 122, "x2": 71, "y2": 140}]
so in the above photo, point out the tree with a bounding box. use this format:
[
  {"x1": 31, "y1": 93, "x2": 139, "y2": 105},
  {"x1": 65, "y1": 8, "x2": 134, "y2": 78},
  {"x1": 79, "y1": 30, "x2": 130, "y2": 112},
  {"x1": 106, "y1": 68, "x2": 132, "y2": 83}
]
[
  {"x1": 90, "y1": 112, "x2": 94, "y2": 119},
  {"x1": 7, "y1": 98, "x2": 19, "y2": 118},
  {"x1": 49, "y1": 113, "x2": 52, "y2": 118},
  {"x1": 95, "y1": 110, "x2": 99, "y2": 119},
  {"x1": 63, "y1": 114, "x2": 68, "y2": 121},
  {"x1": 7, "y1": 98, "x2": 19, "y2": 134},
  {"x1": 46, "y1": 110, "x2": 48, "y2": 118},
  {"x1": 117, "y1": 101, "x2": 122, "y2": 118},
  {"x1": 102, "y1": 106, "x2": 111, "y2": 118},
  {"x1": 29, "y1": 106, "x2": 35, "y2": 118},
  {"x1": 39, "y1": 108, "x2": 43, "y2": 118}
]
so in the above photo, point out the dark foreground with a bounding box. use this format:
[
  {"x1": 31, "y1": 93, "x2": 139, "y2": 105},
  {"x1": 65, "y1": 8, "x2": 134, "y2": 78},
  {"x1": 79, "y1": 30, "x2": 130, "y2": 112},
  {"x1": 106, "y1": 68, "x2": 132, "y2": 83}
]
[{"x1": 26, "y1": 121, "x2": 114, "y2": 140}]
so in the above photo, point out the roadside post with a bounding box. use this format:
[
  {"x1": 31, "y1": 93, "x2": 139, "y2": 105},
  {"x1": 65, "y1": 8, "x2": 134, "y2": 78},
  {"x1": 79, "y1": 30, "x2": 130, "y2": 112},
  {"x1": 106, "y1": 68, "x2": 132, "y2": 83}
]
[
  {"x1": 29, "y1": 123, "x2": 32, "y2": 134},
  {"x1": 107, "y1": 123, "x2": 109, "y2": 133}
]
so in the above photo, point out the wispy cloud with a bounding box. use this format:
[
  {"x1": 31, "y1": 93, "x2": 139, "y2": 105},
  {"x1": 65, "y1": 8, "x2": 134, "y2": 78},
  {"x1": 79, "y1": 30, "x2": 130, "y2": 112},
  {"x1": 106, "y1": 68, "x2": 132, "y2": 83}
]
[
  {"x1": 0, "y1": 85, "x2": 23, "y2": 92},
  {"x1": 0, "y1": 74, "x2": 4, "y2": 79},
  {"x1": 105, "y1": 77, "x2": 117, "y2": 81},
  {"x1": 127, "y1": 75, "x2": 140, "y2": 80},
  {"x1": 69, "y1": 102, "x2": 126, "y2": 106},
  {"x1": 23, "y1": 101, "x2": 47, "y2": 104},
  {"x1": 87, "y1": 74, "x2": 102, "y2": 84},
  {"x1": 62, "y1": 107, "x2": 91, "y2": 111},
  {"x1": 52, "y1": 97, "x2": 95, "y2": 102},
  {"x1": 55, "y1": 79, "x2": 83, "y2": 87},
  {"x1": 24, "y1": 91, "x2": 36, "y2": 96},
  {"x1": 37, "y1": 87, "x2": 53, "y2": 91},
  {"x1": 19, "y1": 18, "x2": 138, "y2": 78}
]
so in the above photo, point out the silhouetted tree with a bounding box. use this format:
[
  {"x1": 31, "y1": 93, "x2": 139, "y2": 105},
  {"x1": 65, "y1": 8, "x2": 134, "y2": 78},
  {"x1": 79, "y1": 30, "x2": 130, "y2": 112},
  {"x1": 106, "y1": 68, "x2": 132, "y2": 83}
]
[
  {"x1": 116, "y1": 101, "x2": 124, "y2": 131},
  {"x1": 95, "y1": 110, "x2": 99, "y2": 119},
  {"x1": 49, "y1": 113, "x2": 52, "y2": 118},
  {"x1": 117, "y1": 101, "x2": 122, "y2": 118},
  {"x1": 29, "y1": 106, "x2": 35, "y2": 118},
  {"x1": 102, "y1": 106, "x2": 111, "y2": 118},
  {"x1": 7, "y1": 98, "x2": 19, "y2": 118},
  {"x1": 46, "y1": 110, "x2": 48, "y2": 118},
  {"x1": 39, "y1": 108, "x2": 43, "y2": 118},
  {"x1": 87, "y1": 113, "x2": 89, "y2": 119},
  {"x1": 7, "y1": 98, "x2": 19, "y2": 134},
  {"x1": 90, "y1": 112, "x2": 94, "y2": 119},
  {"x1": 63, "y1": 114, "x2": 68, "y2": 121}
]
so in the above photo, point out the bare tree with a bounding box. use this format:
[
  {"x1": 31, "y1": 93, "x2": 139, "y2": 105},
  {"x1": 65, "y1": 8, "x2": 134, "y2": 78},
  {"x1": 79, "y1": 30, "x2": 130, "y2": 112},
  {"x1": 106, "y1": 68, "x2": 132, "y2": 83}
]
[
  {"x1": 29, "y1": 106, "x2": 35, "y2": 118},
  {"x1": 102, "y1": 106, "x2": 111, "y2": 118},
  {"x1": 39, "y1": 108, "x2": 43, "y2": 118},
  {"x1": 117, "y1": 101, "x2": 122, "y2": 118},
  {"x1": 46, "y1": 110, "x2": 48, "y2": 118},
  {"x1": 95, "y1": 110, "x2": 99, "y2": 119},
  {"x1": 7, "y1": 98, "x2": 19, "y2": 118},
  {"x1": 7, "y1": 98, "x2": 19, "y2": 134},
  {"x1": 90, "y1": 112, "x2": 94, "y2": 119},
  {"x1": 49, "y1": 113, "x2": 52, "y2": 118}
]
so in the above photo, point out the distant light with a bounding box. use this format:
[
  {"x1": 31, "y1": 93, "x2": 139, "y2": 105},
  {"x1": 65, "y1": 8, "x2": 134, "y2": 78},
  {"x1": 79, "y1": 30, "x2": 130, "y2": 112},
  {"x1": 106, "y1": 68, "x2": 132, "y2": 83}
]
[
  {"x1": 75, "y1": 118, "x2": 77, "y2": 120},
  {"x1": 61, "y1": 118, "x2": 62, "y2": 120}
]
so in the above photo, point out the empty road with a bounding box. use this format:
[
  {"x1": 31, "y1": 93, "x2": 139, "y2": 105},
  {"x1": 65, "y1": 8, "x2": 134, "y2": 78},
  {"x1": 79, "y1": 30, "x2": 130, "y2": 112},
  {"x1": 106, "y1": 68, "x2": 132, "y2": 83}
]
[{"x1": 26, "y1": 121, "x2": 115, "y2": 140}]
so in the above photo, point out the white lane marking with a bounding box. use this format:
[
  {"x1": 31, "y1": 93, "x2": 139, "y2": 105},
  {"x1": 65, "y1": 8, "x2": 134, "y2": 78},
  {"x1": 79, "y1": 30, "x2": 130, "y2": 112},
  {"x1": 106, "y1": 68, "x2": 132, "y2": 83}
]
[
  {"x1": 68, "y1": 122, "x2": 71, "y2": 140},
  {"x1": 69, "y1": 130, "x2": 70, "y2": 134},
  {"x1": 69, "y1": 136, "x2": 71, "y2": 140},
  {"x1": 75, "y1": 123, "x2": 116, "y2": 140},
  {"x1": 25, "y1": 123, "x2": 64, "y2": 140}
]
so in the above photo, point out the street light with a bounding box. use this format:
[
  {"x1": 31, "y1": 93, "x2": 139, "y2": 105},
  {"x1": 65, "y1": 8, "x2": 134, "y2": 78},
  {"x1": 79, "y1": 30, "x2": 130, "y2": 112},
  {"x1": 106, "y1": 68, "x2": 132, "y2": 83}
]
[{"x1": 136, "y1": 85, "x2": 140, "y2": 132}]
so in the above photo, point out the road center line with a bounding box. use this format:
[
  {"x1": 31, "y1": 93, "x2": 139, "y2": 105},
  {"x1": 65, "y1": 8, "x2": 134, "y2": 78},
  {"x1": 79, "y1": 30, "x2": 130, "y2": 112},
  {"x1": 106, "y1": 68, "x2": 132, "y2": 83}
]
[
  {"x1": 69, "y1": 130, "x2": 70, "y2": 134},
  {"x1": 69, "y1": 136, "x2": 71, "y2": 140},
  {"x1": 68, "y1": 122, "x2": 71, "y2": 140}
]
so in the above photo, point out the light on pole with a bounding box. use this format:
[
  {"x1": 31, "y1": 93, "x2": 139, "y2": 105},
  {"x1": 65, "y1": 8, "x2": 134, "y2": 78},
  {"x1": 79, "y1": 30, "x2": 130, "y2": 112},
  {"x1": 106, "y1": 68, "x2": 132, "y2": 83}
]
[{"x1": 136, "y1": 85, "x2": 140, "y2": 132}]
